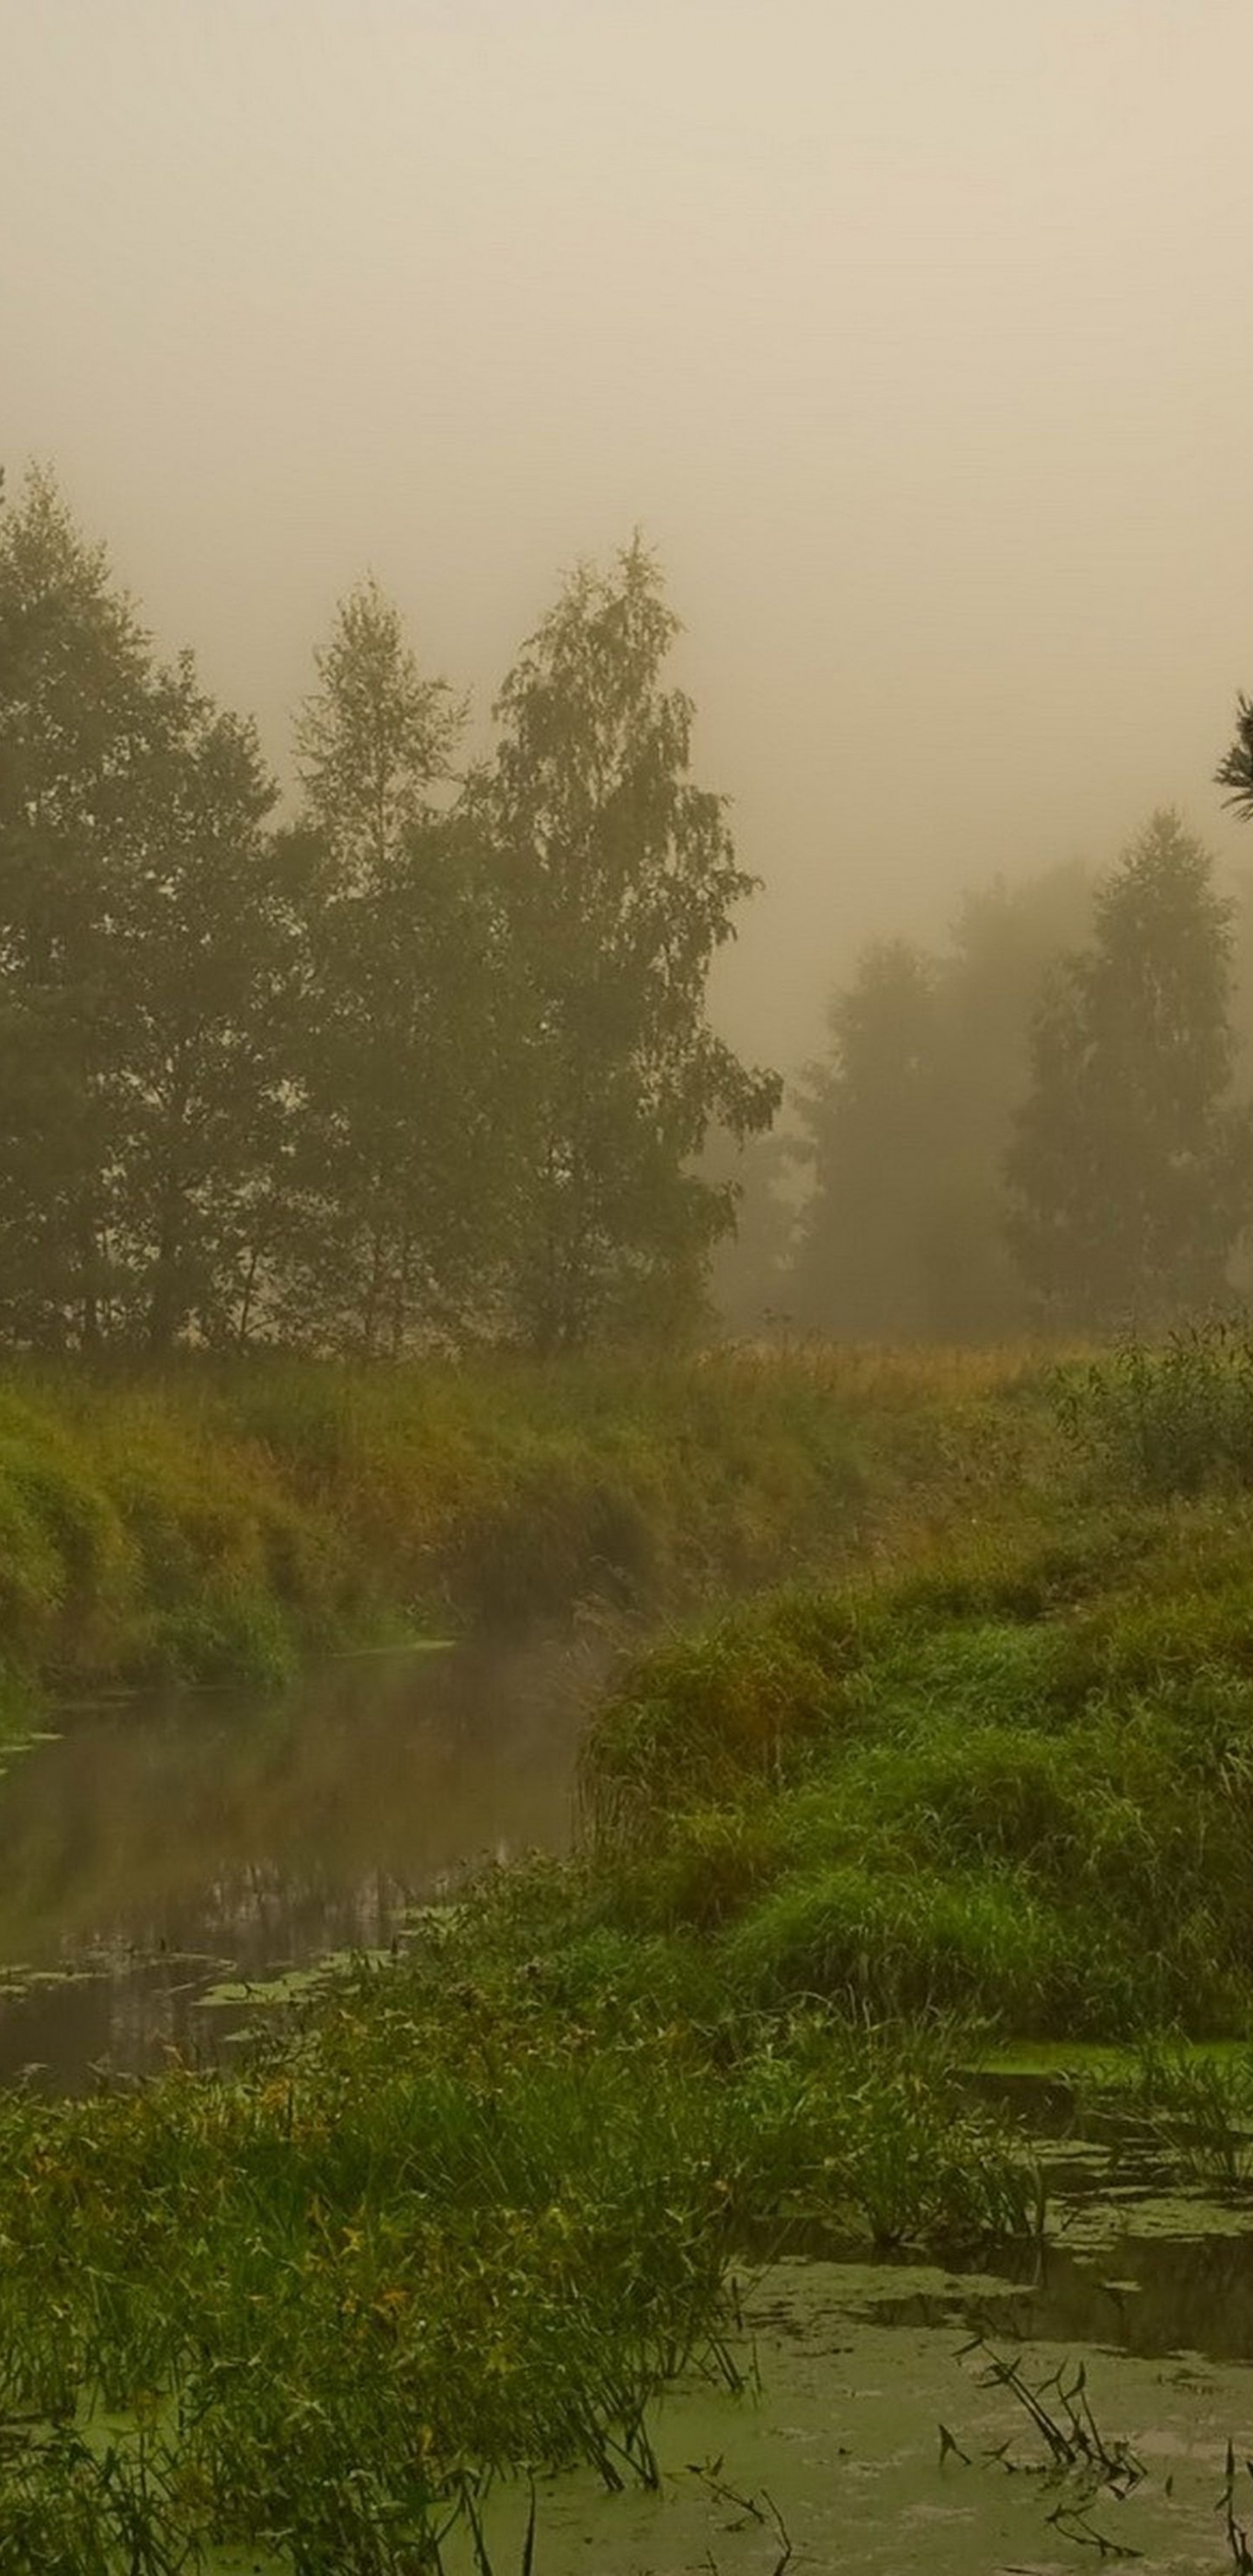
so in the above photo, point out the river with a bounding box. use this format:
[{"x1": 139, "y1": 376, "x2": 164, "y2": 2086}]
[{"x1": 0, "y1": 1633, "x2": 593, "y2": 2090}]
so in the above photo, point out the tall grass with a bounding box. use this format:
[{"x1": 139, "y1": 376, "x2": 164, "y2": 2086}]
[
  {"x1": 0, "y1": 1345, "x2": 1052, "y2": 1701},
  {"x1": 1057, "y1": 1316, "x2": 1253, "y2": 1498}
]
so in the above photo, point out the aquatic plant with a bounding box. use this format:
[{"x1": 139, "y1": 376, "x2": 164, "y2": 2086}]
[
  {"x1": 0, "y1": 1875, "x2": 1037, "y2": 2568},
  {"x1": 1083, "y1": 2043, "x2": 1253, "y2": 2191}
]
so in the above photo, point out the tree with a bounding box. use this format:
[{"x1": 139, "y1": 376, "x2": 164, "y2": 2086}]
[
  {"x1": 916, "y1": 863, "x2": 1093, "y2": 1338},
  {"x1": 0, "y1": 467, "x2": 165, "y2": 1345},
  {"x1": 108, "y1": 682, "x2": 291, "y2": 1352},
  {"x1": 1217, "y1": 693, "x2": 1253, "y2": 822},
  {"x1": 294, "y1": 576, "x2": 463, "y2": 889},
  {"x1": 787, "y1": 867, "x2": 1093, "y2": 1345},
  {"x1": 286, "y1": 579, "x2": 499, "y2": 1350},
  {"x1": 482, "y1": 539, "x2": 780, "y2": 1348},
  {"x1": 790, "y1": 941, "x2": 942, "y2": 1339},
  {"x1": 1005, "y1": 811, "x2": 1252, "y2": 1327}
]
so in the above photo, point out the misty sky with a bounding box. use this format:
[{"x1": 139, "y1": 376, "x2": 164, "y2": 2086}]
[{"x1": 4, "y1": 0, "x2": 1253, "y2": 1068}]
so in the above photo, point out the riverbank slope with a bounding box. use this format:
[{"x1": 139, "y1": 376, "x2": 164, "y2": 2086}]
[{"x1": 0, "y1": 1344, "x2": 1051, "y2": 1705}]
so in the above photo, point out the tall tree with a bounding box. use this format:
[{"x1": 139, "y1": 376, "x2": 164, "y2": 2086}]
[
  {"x1": 287, "y1": 579, "x2": 497, "y2": 1350},
  {"x1": 1005, "y1": 811, "x2": 1252, "y2": 1326},
  {"x1": 0, "y1": 467, "x2": 164, "y2": 1345},
  {"x1": 705, "y1": 1123, "x2": 801, "y2": 1338},
  {"x1": 483, "y1": 540, "x2": 779, "y2": 1348},
  {"x1": 109, "y1": 683, "x2": 291, "y2": 1352}
]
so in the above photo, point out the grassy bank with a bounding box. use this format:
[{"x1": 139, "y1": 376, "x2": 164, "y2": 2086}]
[
  {"x1": 580, "y1": 1327, "x2": 1253, "y2": 2038},
  {"x1": 0, "y1": 1344, "x2": 1051, "y2": 1704}
]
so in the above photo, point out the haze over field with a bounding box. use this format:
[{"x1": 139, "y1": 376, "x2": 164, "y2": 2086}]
[{"x1": 4, "y1": 0, "x2": 1253, "y2": 1060}]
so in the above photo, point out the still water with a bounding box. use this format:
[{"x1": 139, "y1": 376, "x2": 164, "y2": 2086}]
[{"x1": 0, "y1": 1636, "x2": 593, "y2": 2090}]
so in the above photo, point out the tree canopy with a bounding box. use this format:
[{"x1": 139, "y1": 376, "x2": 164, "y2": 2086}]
[
  {"x1": 1005, "y1": 813, "x2": 1252, "y2": 1328},
  {"x1": 0, "y1": 475, "x2": 776, "y2": 1353}
]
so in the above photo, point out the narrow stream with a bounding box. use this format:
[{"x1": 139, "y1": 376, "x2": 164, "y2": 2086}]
[{"x1": 0, "y1": 1633, "x2": 594, "y2": 2089}]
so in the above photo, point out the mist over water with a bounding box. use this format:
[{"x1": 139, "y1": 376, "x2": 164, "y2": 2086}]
[
  {"x1": 0, "y1": 1638, "x2": 592, "y2": 2089},
  {"x1": 5, "y1": 0, "x2": 1251, "y2": 1071}
]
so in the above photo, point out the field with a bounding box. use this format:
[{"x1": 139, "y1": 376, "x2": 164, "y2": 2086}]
[{"x1": 3, "y1": 1328, "x2": 1253, "y2": 2567}]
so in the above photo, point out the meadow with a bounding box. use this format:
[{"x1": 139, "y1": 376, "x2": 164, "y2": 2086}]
[{"x1": 2, "y1": 1325, "x2": 1253, "y2": 2567}]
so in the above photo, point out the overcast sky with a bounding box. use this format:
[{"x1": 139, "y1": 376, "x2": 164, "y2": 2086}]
[{"x1": 4, "y1": 0, "x2": 1252, "y2": 1065}]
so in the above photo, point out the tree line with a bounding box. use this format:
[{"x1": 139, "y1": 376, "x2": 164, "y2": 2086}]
[
  {"x1": 731, "y1": 790, "x2": 1253, "y2": 1343},
  {"x1": 7, "y1": 463, "x2": 1253, "y2": 1358},
  {"x1": 0, "y1": 468, "x2": 778, "y2": 1355}
]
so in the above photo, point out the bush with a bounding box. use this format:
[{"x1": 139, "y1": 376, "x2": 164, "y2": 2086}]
[{"x1": 1057, "y1": 1318, "x2": 1253, "y2": 1499}]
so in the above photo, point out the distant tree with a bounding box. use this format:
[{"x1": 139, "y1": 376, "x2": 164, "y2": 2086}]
[
  {"x1": 1217, "y1": 693, "x2": 1253, "y2": 822},
  {"x1": 918, "y1": 863, "x2": 1093, "y2": 1338},
  {"x1": 1005, "y1": 811, "x2": 1253, "y2": 1327},
  {"x1": 788, "y1": 868, "x2": 1094, "y2": 1345},
  {"x1": 790, "y1": 941, "x2": 941, "y2": 1340},
  {"x1": 705, "y1": 1123, "x2": 801, "y2": 1339},
  {"x1": 482, "y1": 540, "x2": 780, "y2": 1348},
  {"x1": 286, "y1": 579, "x2": 502, "y2": 1350}
]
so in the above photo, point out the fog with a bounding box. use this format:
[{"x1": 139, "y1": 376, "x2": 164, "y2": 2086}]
[{"x1": 4, "y1": 0, "x2": 1252, "y2": 1066}]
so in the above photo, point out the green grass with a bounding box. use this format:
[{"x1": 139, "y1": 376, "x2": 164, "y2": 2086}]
[
  {"x1": 584, "y1": 1491, "x2": 1253, "y2": 2036},
  {"x1": 1055, "y1": 1315, "x2": 1253, "y2": 1499},
  {"x1": 0, "y1": 1344, "x2": 1055, "y2": 1701}
]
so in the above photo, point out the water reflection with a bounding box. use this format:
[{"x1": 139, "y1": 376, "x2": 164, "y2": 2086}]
[{"x1": 0, "y1": 1635, "x2": 595, "y2": 2090}]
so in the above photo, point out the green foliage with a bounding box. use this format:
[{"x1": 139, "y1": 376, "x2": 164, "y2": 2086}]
[
  {"x1": 583, "y1": 1588, "x2": 868, "y2": 1846},
  {"x1": 0, "y1": 468, "x2": 289, "y2": 1356},
  {"x1": 112, "y1": 692, "x2": 292, "y2": 1354},
  {"x1": 294, "y1": 575, "x2": 463, "y2": 877},
  {"x1": 1007, "y1": 813, "x2": 1253, "y2": 1328},
  {"x1": 0, "y1": 1345, "x2": 959, "y2": 1691},
  {"x1": 585, "y1": 1504, "x2": 1253, "y2": 2036},
  {"x1": 1083, "y1": 2041, "x2": 1253, "y2": 2190},
  {"x1": 1056, "y1": 1318, "x2": 1253, "y2": 1498},
  {"x1": 0, "y1": 466, "x2": 161, "y2": 1347},
  {"x1": 481, "y1": 538, "x2": 780, "y2": 1348},
  {"x1": 284, "y1": 580, "x2": 513, "y2": 1352},
  {"x1": 792, "y1": 939, "x2": 941, "y2": 1339},
  {"x1": 0, "y1": 481, "x2": 779, "y2": 1356}
]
